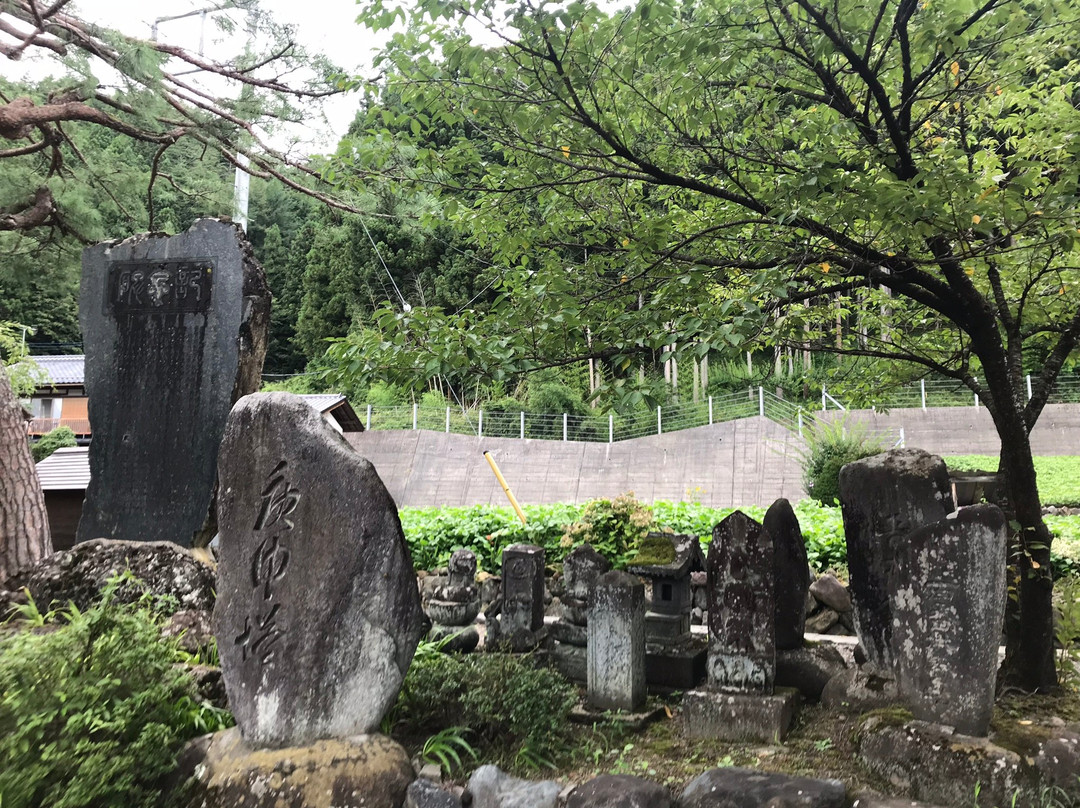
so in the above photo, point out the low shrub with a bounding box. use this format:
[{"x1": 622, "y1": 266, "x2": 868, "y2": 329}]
[
  {"x1": 0, "y1": 578, "x2": 232, "y2": 808},
  {"x1": 390, "y1": 650, "x2": 577, "y2": 768},
  {"x1": 561, "y1": 493, "x2": 654, "y2": 566}
]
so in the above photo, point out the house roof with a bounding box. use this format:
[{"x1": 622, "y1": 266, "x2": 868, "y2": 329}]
[
  {"x1": 35, "y1": 446, "x2": 90, "y2": 490},
  {"x1": 27, "y1": 356, "x2": 362, "y2": 431},
  {"x1": 31, "y1": 355, "x2": 85, "y2": 386},
  {"x1": 35, "y1": 395, "x2": 363, "y2": 491}
]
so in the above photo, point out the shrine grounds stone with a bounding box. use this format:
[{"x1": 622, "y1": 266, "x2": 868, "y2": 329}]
[
  {"x1": 177, "y1": 727, "x2": 413, "y2": 808},
  {"x1": 214, "y1": 392, "x2": 427, "y2": 747},
  {"x1": 465, "y1": 765, "x2": 561, "y2": 808},
  {"x1": 685, "y1": 511, "x2": 799, "y2": 742},
  {"x1": 566, "y1": 774, "x2": 672, "y2": 808},
  {"x1": 679, "y1": 767, "x2": 847, "y2": 808},
  {"x1": 588, "y1": 570, "x2": 646, "y2": 712},
  {"x1": 892, "y1": 504, "x2": 1007, "y2": 735},
  {"x1": 78, "y1": 219, "x2": 269, "y2": 547},
  {"x1": 839, "y1": 449, "x2": 954, "y2": 670},
  {"x1": 764, "y1": 498, "x2": 809, "y2": 650}
]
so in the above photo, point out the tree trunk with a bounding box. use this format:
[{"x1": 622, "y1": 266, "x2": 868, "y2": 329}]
[
  {"x1": 994, "y1": 401, "x2": 1058, "y2": 693},
  {"x1": 0, "y1": 367, "x2": 51, "y2": 583}
]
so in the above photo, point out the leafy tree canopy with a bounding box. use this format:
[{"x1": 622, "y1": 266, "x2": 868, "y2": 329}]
[{"x1": 332, "y1": 0, "x2": 1080, "y2": 692}]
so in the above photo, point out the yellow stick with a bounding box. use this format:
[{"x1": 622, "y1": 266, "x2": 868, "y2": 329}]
[{"x1": 484, "y1": 450, "x2": 527, "y2": 525}]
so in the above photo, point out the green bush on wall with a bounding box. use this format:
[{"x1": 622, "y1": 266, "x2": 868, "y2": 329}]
[{"x1": 799, "y1": 419, "x2": 885, "y2": 506}]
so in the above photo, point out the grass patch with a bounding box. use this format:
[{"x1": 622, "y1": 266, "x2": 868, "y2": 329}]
[{"x1": 945, "y1": 456, "x2": 1080, "y2": 507}]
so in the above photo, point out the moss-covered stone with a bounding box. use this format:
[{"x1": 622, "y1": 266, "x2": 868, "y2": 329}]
[
  {"x1": 175, "y1": 727, "x2": 414, "y2": 808},
  {"x1": 626, "y1": 534, "x2": 677, "y2": 567}
]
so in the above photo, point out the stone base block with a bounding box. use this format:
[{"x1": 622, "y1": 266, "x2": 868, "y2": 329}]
[
  {"x1": 429, "y1": 623, "x2": 480, "y2": 653},
  {"x1": 683, "y1": 687, "x2": 800, "y2": 743},
  {"x1": 176, "y1": 727, "x2": 413, "y2": 808},
  {"x1": 645, "y1": 642, "x2": 707, "y2": 690},
  {"x1": 551, "y1": 640, "x2": 587, "y2": 682},
  {"x1": 645, "y1": 611, "x2": 690, "y2": 640},
  {"x1": 549, "y1": 620, "x2": 587, "y2": 646},
  {"x1": 856, "y1": 717, "x2": 1033, "y2": 808}
]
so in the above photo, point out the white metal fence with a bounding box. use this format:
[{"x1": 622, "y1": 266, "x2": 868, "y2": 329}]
[
  {"x1": 357, "y1": 372, "x2": 1080, "y2": 445},
  {"x1": 359, "y1": 386, "x2": 908, "y2": 446}
]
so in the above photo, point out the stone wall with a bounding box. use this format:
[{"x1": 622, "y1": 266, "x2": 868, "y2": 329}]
[{"x1": 345, "y1": 403, "x2": 1080, "y2": 509}]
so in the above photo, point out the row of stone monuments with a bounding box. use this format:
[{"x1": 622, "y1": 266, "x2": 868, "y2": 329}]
[{"x1": 66, "y1": 221, "x2": 1014, "y2": 805}]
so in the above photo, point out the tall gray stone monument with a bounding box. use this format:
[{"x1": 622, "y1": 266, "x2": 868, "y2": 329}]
[
  {"x1": 684, "y1": 511, "x2": 799, "y2": 742},
  {"x1": 78, "y1": 219, "x2": 269, "y2": 547},
  {"x1": 587, "y1": 570, "x2": 646, "y2": 712},
  {"x1": 214, "y1": 393, "x2": 428, "y2": 748},
  {"x1": 893, "y1": 504, "x2": 1007, "y2": 735},
  {"x1": 839, "y1": 448, "x2": 954, "y2": 670}
]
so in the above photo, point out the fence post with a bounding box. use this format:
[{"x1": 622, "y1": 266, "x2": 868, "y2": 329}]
[
  {"x1": 920, "y1": 379, "x2": 926, "y2": 410},
  {"x1": 821, "y1": 386, "x2": 827, "y2": 411},
  {"x1": 445, "y1": 406, "x2": 450, "y2": 433},
  {"x1": 563, "y1": 413, "x2": 568, "y2": 441},
  {"x1": 708, "y1": 396, "x2": 713, "y2": 425},
  {"x1": 900, "y1": 426, "x2": 906, "y2": 448},
  {"x1": 657, "y1": 406, "x2": 662, "y2": 435},
  {"x1": 758, "y1": 386, "x2": 764, "y2": 417},
  {"x1": 478, "y1": 409, "x2": 483, "y2": 439},
  {"x1": 609, "y1": 413, "x2": 613, "y2": 444},
  {"x1": 366, "y1": 404, "x2": 371, "y2": 431},
  {"x1": 412, "y1": 403, "x2": 418, "y2": 430},
  {"x1": 797, "y1": 410, "x2": 803, "y2": 438},
  {"x1": 520, "y1": 411, "x2": 525, "y2": 440},
  {"x1": 1026, "y1": 374, "x2": 1032, "y2": 400}
]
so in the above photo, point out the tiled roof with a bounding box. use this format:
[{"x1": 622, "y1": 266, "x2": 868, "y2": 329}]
[
  {"x1": 35, "y1": 446, "x2": 90, "y2": 490},
  {"x1": 31, "y1": 354, "x2": 85, "y2": 386},
  {"x1": 298, "y1": 393, "x2": 346, "y2": 412}
]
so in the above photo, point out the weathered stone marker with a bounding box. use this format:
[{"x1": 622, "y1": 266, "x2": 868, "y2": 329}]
[
  {"x1": 764, "y1": 498, "x2": 809, "y2": 651},
  {"x1": 493, "y1": 543, "x2": 547, "y2": 650},
  {"x1": 214, "y1": 392, "x2": 427, "y2": 748},
  {"x1": 893, "y1": 504, "x2": 1007, "y2": 735},
  {"x1": 587, "y1": 570, "x2": 646, "y2": 712},
  {"x1": 550, "y1": 543, "x2": 611, "y2": 682},
  {"x1": 839, "y1": 448, "x2": 954, "y2": 670},
  {"x1": 684, "y1": 511, "x2": 799, "y2": 741},
  {"x1": 426, "y1": 548, "x2": 481, "y2": 652},
  {"x1": 706, "y1": 511, "x2": 775, "y2": 692},
  {"x1": 78, "y1": 219, "x2": 269, "y2": 547}
]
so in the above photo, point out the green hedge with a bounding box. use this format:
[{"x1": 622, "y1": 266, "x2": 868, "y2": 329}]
[{"x1": 400, "y1": 499, "x2": 1080, "y2": 579}]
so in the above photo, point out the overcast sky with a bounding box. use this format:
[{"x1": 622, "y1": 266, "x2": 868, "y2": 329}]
[{"x1": 3, "y1": 0, "x2": 386, "y2": 149}]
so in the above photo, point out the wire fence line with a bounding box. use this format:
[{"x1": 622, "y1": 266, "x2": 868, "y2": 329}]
[
  {"x1": 360, "y1": 387, "x2": 906, "y2": 446},
  {"x1": 359, "y1": 372, "x2": 1080, "y2": 445}
]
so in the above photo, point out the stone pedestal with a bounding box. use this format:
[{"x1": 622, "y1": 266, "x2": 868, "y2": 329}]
[
  {"x1": 588, "y1": 571, "x2": 646, "y2": 712},
  {"x1": 178, "y1": 728, "x2": 413, "y2": 808},
  {"x1": 682, "y1": 687, "x2": 800, "y2": 742}
]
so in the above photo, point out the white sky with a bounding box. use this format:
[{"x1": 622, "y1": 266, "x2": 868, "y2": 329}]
[{"x1": 2, "y1": 0, "x2": 386, "y2": 149}]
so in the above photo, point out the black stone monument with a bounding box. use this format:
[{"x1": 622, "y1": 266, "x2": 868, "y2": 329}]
[{"x1": 78, "y1": 220, "x2": 269, "y2": 547}]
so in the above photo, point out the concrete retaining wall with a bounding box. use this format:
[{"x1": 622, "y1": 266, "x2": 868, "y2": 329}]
[{"x1": 345, "y1": 403, "x2": 1080, "y2": 509}]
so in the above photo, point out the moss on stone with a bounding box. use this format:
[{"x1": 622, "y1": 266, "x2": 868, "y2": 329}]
[
  {"x1": 626, "y1": 535, "x2": 677, "y2": 567},
  {"x1": 990, "y1": 720, "x2": 1055, "y2": 758}
]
